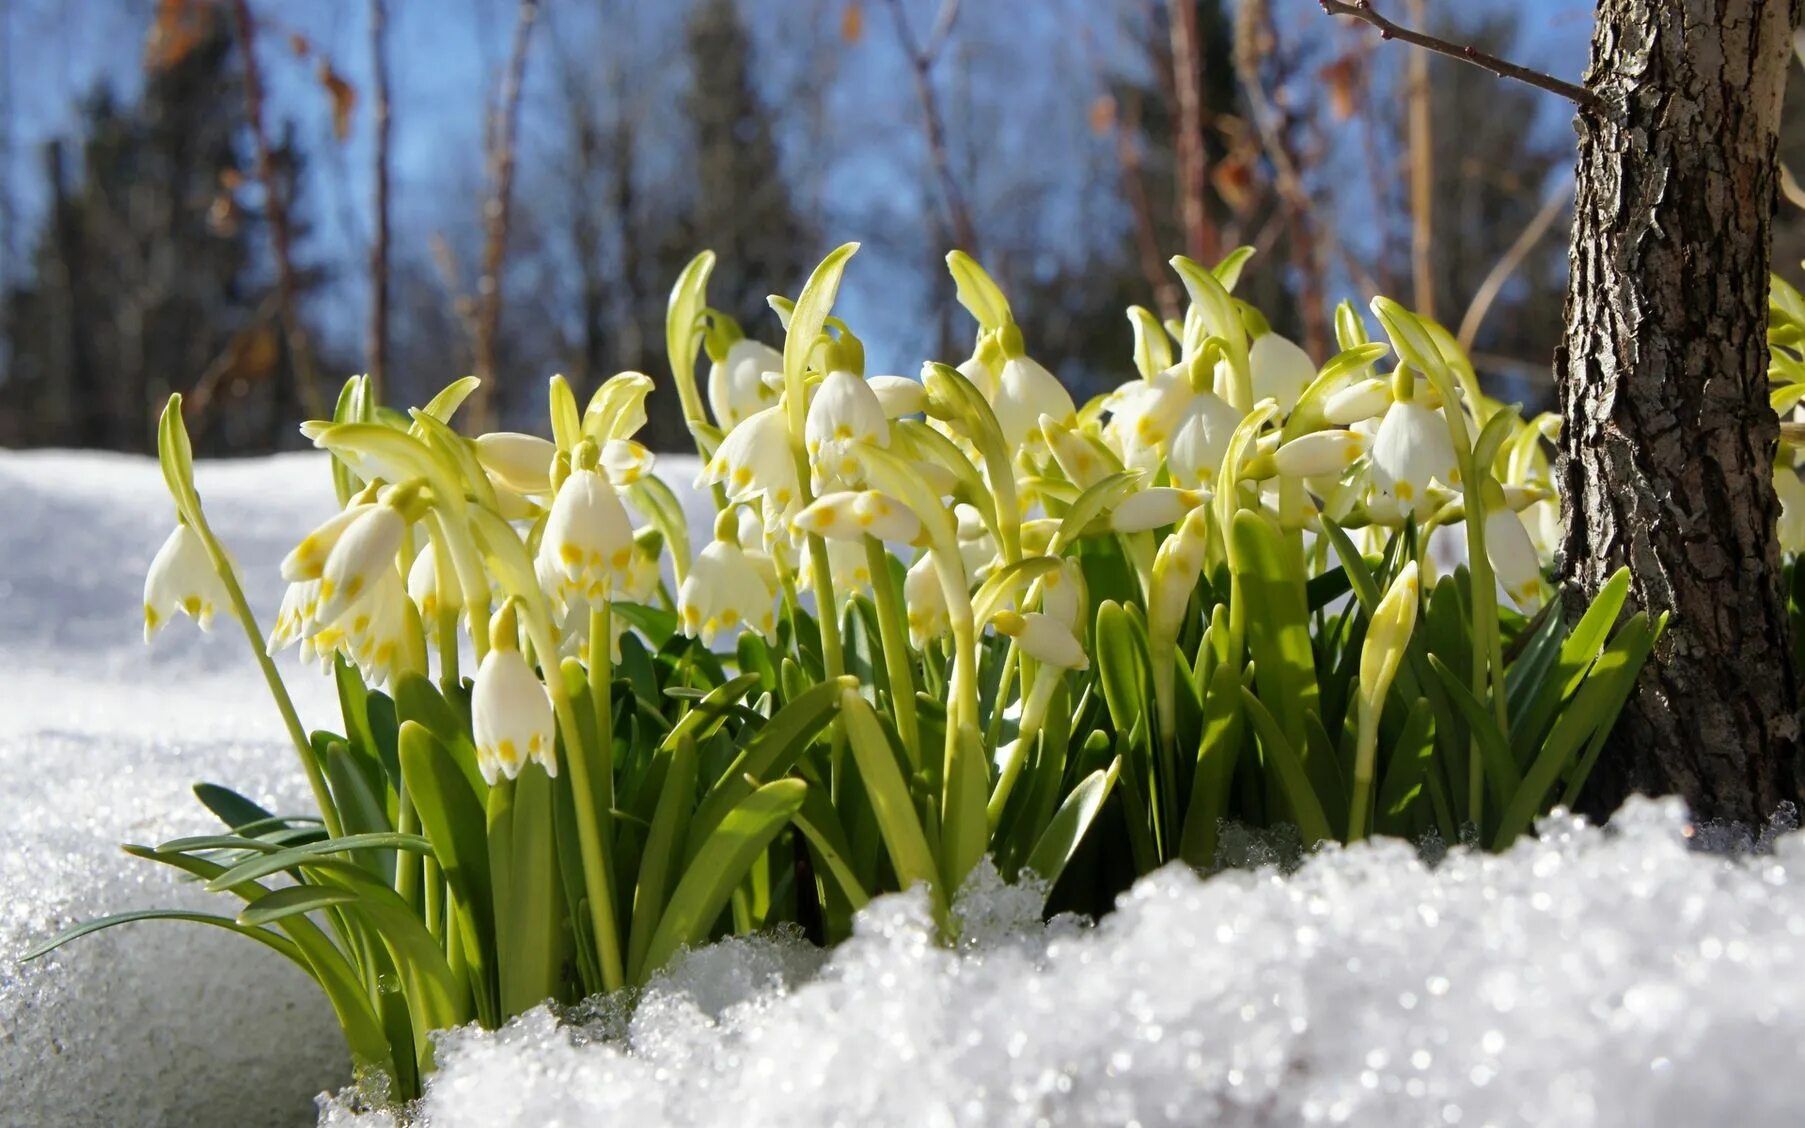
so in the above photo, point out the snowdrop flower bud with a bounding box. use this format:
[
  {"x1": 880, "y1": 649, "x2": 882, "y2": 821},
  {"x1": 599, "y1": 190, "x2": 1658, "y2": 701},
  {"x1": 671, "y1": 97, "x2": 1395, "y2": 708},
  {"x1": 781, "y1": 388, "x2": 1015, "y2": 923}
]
[
  {"x1": 1149, "y1": 507, "x2": 1210, "y2": 646},
  {"x1": 993, "y1": 355, "x2": 1076, "y2": 456},
  {"x1": 991, "y1": 609, "x2": 1088, "y2": 670},
  {"x1": 679, "y1": 538, "x2": 779, "y2": 646},
  {"x1": 707, "y1": 337, "x2": 783, "y2": 430},
  {"x1": 316, "y1": 484, "x2": 420, "y2": 624},
  {"x1": 904, "y1": 552, "x2": 949, "y2": 649},
  {"x1": 1484, "y1": 501, "x2": 1545, "y2": 611},
  {"x1": 474, "y1": 432, "x2": 557, "y2": 496},
  {"x1": 792, "y1": 490, "x2": 922, "y2": 544},
  {"x1": 1167, "y1": 390, "x2": 1244, "y2": 489},
  {"x1": 703, "y1": 405, "x2": 799, "y2": 514},
  {"x1": 1249, "y1": 333, "x2": 1316, "y2": 415},
  {"x1": 1043, "y1": 415, "x2": 1113, "y2": 489},
  {"x1": 1323, "y1": 378, "x2": 1393, "y2": 425},
  {"x1": 1272, "y1": 429, "x2": 1367, "y2": 479},
  {"x1": 1360, "y1": 561, "x2": 1420, "y2": 714},
  {"x1": 1112, "y1": 487, "x2": 1209, "y2": 533},
  {"x1": 806, "y1": 370, "x2": 890, "y2": 489},
  {"x1": 867, "y1": 375, "x2": 928, "y2": 419},
  {"x1": 1370, "y1": 397, "x2": 1459, "y2": 509},
  {"x1": 472, "y1": 602, "x2": 556, "y2": 785},
  {"x1": 541, "y1": 444, "x2": 637, "y2": 604},
  {"x1": 143, "y1": 523, "x2": 227, "y2": 642}
]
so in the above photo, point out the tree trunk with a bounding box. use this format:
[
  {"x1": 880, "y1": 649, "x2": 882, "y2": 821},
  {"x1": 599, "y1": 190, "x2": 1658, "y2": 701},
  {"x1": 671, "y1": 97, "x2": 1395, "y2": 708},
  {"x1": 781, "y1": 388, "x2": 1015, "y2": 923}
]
[{"x1": 1557, "y1": 0, "x2": 1805, "y2": 824}]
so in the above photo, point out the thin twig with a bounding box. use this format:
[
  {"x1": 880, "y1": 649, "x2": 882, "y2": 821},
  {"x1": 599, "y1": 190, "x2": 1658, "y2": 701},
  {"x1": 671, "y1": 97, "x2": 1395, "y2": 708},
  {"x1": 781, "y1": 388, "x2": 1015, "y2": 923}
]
[
  {"x1": 229, "y1": 0, "x2": 325, "y2": 422},
  {"x1": 469, "y1": 0, "x2": 538, "y2": 433},
  {"x1": 368, "y1": 0, "x2": 392, "y2": 403},
  {"x1": 1403, "y1": 0, "x2": 1433, "y2": 318},
  {"x1": 1167, "y1": 0, "x2": 1215, "y2": 262},
  {"x1": 1456, "y1": 177, "x2": 1574, "y2": 354},
  {"x1": 1319, "y1": 0, "x2": 1601, "y2": 110},
  {"x1": 884, "y1": 0, "x2": 977, "y2": 255}
]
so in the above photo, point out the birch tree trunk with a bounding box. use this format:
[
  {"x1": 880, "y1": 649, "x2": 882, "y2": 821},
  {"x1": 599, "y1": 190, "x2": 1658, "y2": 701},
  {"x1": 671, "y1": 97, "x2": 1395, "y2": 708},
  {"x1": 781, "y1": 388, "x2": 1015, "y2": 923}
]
[{"x1": 1558, "y1": 0, "x2": 1805, "y2": 823}]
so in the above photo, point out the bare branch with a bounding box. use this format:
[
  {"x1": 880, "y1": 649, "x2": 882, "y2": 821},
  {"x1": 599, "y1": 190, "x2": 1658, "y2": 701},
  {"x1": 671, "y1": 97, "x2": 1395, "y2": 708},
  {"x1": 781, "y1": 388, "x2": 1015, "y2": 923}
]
[
  {"x1": 1319, "y1": 0, "x2": 1601, "y2": 111},
  {"x1": 1167, "y1": 0, "x2": 1215, "y2": 261},
  {"x1": 229, "y1": 0, "x2": 326, "y2": 422},
  {"x1": 883, "y1": 0, "x2": 978, "y2": 255},
  {"x1": 468, "y1": 0, "x2": 538, "y2": 433},
  {"x1": 1456, "y1": 178, "x2": 1573, "y2": 354},
  {"x1": 367, "y1": 0, "x2": 393, "y2": 404}
]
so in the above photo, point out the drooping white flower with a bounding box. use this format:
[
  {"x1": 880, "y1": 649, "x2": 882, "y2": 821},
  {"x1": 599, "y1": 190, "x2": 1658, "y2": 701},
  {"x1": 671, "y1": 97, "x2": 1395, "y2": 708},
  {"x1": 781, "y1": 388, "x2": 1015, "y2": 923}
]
[
  {"x1": 991, "y1": 609, "x2": 1088, "y2": 670},
  {"x1": 791, "y1": 490, "x2": 922, "y2": 544},
  {"x1": 1103, "y1": 366, "x2": 1194, "y2": 471},
  {"x1": 806, "y1": 370, "x2": 890, "y2": 489},
  {"x1": 316, "y1": 501, "x2": 410, "y2": 624},
  {"x1": 707, "y1": 337, "x2": 784, "y2": 431},
  {"x1": 1272, "y1": 429, "x2": 1367, "y2": 479},
  {"x1": 544, "y1": 468, "x2": 635, "y2": 604},
  {"x1": 679, "y1": 538, "x2": 780, "y2": 647},
  {"x1": 992, "y1": 355, "x2": 1076, "y2": 456},
  {"x1": 702, "y1": 405, "x2": 800, "y2": 515},
  {"x1": 407, "y1": 544, "x2": 463, "y2": 641},
  {"x1": 335, "y1": 565, "x2": 411, "y2": 687},
  {"x1": 867, "y1": 375, "x2": 928, "y2": 419},
  {"x1": 1369, "y1": 399, "x2": 1459, "y2": 510},
  {"x1": 1248, "y1": 333, "x2": 1316, "y2": 415},
  {"x1": 474, "y1": 432, "x2": 557, "y2": 496},
  {"x1": 472, "y1": 606, "x2": 556, "y2": 784},
  {"x1": 1166, "y1": 390, "x2": 1245, "y2": 489},
  {"x1": 1112, "y1": 486, "x2": 1209, "y2": 533},
  {"x1": 1043, "y1": 415, "x2": 1116, "y2": 489},
  {"x1": 1485, "y1": 506, "x2": 1545, "y2": 612},
  {"x1": 956, "y1": 504, "x2": 999, "y2": 581},
  {"x1": 799, "y1": 536, "x2": 874, "y2": 603},
  {"x1": 281, "y1": 503, "x2": 375, "y2": 582},
  {"x1": 143, "y1": 523, "x2": 227, "y2": 642},
  {"x1": 1032, "y1": 557, "x2": 1085, "y2": 629},
  {"x1": 904, "y1": 551, "x2": 949, "y2": 649},
  {"x1": 1323, "y1": 378, "x2": 1393, "y2": 425}
]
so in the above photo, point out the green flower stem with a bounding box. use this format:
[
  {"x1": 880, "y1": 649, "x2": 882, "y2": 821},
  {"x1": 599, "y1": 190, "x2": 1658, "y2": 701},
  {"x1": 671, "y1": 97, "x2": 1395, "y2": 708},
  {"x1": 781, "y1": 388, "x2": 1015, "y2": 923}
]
[
  {"x1": 984, "y1": 642, "x2": 1020, "y2": 753},
  {"x1": 935, "y1": 549, "x2": 987, "y2": 893},
  {"x1": 987, "y1": 663, "x2": 1059, "y2": 828},
  {"x1": 588, "y1": 603, "x2": 616, "y2": 816},
  {"x1": 864, "y1": 536, "x2": 921, "y2": 766},
  {"x1": 1348, "y1": 703, "x2": 1381, "y2": 842},
  {"x1": 396, "y1": 787, "x2": 423, "y2": 912},
  {"x1": 431, "y1": 527, "x2": 460, "y2": 686}
]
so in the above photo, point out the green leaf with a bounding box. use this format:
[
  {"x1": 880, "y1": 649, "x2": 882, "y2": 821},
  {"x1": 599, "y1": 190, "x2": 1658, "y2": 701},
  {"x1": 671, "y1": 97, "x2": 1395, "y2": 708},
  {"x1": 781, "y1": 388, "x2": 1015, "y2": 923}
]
[
  {"x1": 1427, "y1": 654, "x2": 1523, "y2": 802},
  {"x1": 627, "y1": 735, "x2": 700, "y2": 982},
  {"x1": 840, "y1": 692, "x2": 946, "y2": 922},
  {"x1": 783, "y1": 244, "x2": 860, "y2": 394},
  {"x1": 192, "y1": 783, "x2": 278, "y2": 831},
  {"x1": 1051, "y1": 470, "x2": 1143, "y2": 552},
  {"x1": 1023, "y1": 760, "x2": 1120, "y2": 888},
  {"x1": 1510, "y1": 567, "x2": 1632, "y2": 764},
  {"x1": 1179, "y1": 661, "x2": 1246, "y2": 868},
  {"x1": 237, "y1": 884, "x2": 361, "y2": 927},
  {"x1": 685, "y1": 677, "x2": 849, "y2": 858},
  {"x1": 638, "y1": 779, "x2": 807, "y2": 977},
  {"x1": 946, "y1": 250, "x2": 1013, "y2": 332},
  {"x1": 1238, "y1": 688, "x2": 1333, "y2": 846},
  {"x1": 792, "y1": 783, "x2": 872, "y2": 916},
  {"x1": 205, "y1": 833, "x2": 433, "y2": 892},
  {"x1": 396, "y1": 721, "x2": 494, "y2": 1012},
  {"x1": 1373, "y1": 696, "x2": 1439, "y2": 836},
  {"x1": 1094, "y1": 600, "x2": 1151, "y2": 741},
  {"x1": 1232, "y1": 509, "x2": 1319, "y2": 748},
  {"x1": 666, "y1": 251, "x2": 716, "y2": 418}
]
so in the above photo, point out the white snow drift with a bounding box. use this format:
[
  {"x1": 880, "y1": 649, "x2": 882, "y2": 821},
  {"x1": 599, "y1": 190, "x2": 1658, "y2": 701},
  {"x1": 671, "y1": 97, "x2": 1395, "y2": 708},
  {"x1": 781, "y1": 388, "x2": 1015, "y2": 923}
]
[{"x1": 5, "y1": 449, "x2": 1805, "y2": 1128}]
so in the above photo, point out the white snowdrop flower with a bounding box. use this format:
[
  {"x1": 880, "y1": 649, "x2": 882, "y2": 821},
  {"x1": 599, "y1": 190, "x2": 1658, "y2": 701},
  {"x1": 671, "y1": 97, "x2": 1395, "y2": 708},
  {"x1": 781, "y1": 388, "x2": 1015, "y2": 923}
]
[
  {"x1": 472, "y1": 604, "x2": 556, "y2": 784},
  {"x1": 867, "y1": 375, "x2": 928, "y2": 419},
  {"x1": 335, "y1": 565, "x2": 410, "y2": 688},
  {"x1": 806, "y1": 370, "x2": 890, "y2": 489},
  {"x1": 316, "y1": 496, "x2": 412, "y2": 625},
  {"x1": 540, "y1": 459, "x2": 637, "y2": 605},
  {"x1": 792, "y1": 490, "x2": 922, "y2": 544},
  {"x1": 1486, "y1": 506, "x2": 1545, "y2": 612},
  {"x1": 1778, "y1": 467, "x2": 1805, "y2": 554},
  {"x1": 993, "y1": 355, "x2": 1076, "y2": 456},
  {"x1": 800, "y1": 536, "x2": 873, "y2": 602},
  {"x1": 1370, "y1": 398, "x2": 1460, "y2": 510},
  {"x1": 904, "y1": 552, "x2": 949, "y2": 650},
  {"x1": 1167, "y1": 390, "x2": 1244, "y2": 489},
  {"x1": 703, "y1": 405, "x2": 800, "y2": 515},
  {"x1": 1032, "y1": 557, "x2": 1085, "y2": 629},
  {"x1": 1103, "y1": 366, "x2": 1193, "y2": 471},
  {"x1": 679, "y1": 538, "x2": 780, "y2": 647},
  {"x1": 707, "y1": 337, "x2": 783, "y2": 431},
  {"x1": 1112, "y1": 486, "x2": 1209, "y2": 533},
  {"x1": 407, "y1": 544, "x2": 462, "y2": 640},
  {"x1": 281, "y1": 503, "x2": 375, "y2": 582},
  {"x1": 474, "y1": 432, "x2": 556, "y2": 496},
  {"x1": 991, "y1": 610, "x2": 1088, "y2": 670},
  {"x1": 599, "y1": 439, "x2": 655, "y2": 487},
  {"x1": 1323, "y1": 378, "x2": 1393, "y2": 425},
  {"x1": 143, "y1": 523, "x2": 227, "y2": 642},
  {"x1": 956, "y1": 504, "x2": 999, "y2": 581},
  {"x1": 1360, "y1": 560, "x2": 1420, "y2": 713},
  {"x1": 1249, "y1": 333, "x2": 1316, "y2": 415},
  {"x1": 1149, "y1": 507, "x2": 1210, "y2": 646},
  {"x1": 1043, "y1": 415, "x2": 1115, "y2": 489},
  {"x1": 1273, "y1": 429, "x2": 1367, "y2": 479},
  {"x1": 268, "y1": 577, "x2": 322, "y2": 657},
  {"x1": 957, "y1": 352, "x2": 999, "y2": 402}
]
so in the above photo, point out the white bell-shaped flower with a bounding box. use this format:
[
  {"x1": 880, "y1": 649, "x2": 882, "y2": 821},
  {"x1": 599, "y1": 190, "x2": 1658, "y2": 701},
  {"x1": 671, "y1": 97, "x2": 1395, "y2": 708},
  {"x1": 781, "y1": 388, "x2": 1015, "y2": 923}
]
[
  {"x1": 955, "y1": 504, "x2": 999, "y2": 581},
  {"x1": 991, "y1": 609, "x2": 1088, "y2": 670},
  {"x1": 1032, "y1": 557, "x2": 1085, "y2": 629},
  {"x1": 904, "y1": 551, "x2": 949, "y2": 649},
  {"x1": 992, "y1": 355, "x2": 1076, "y2": 456},
  {"x1": 1369, "y1": 399, "x2": 1459, "y2": 510},
  {"x1": 792, "y1": 489, "x2": 922, "y2": 544},
  {"x1": 1043, "y1": 416, "x2": 1116, "y2": 489},
  {"x1": 143, "y1": 523, "x2": 227, "y2": 642},
  {"x1": 474, "y1": 432, "x2": 556, "y2": 496},
  {"x1": 407, "y1": 544, "x2": 463, "y2": 641},
  {"x1": 598, "y1": 439, "x2": 656, "y2": 488},
  {"x1": 316, "y1": 499, "x2": 410, "y2": 624},
  {"x1": 268, "y1": 577, "x2": 323, "y2": 658},
  {"x1": 702, "y1": 405, "x2": 800, "y2": 515},
  {"x1": 708, "y1": 338, "x2": 784, "y2": 430},
  {"x1": 335, "y1": 565, "x2": 411, "y2": 687},
  {"x1": 472, "y1": 604, "x2": 556, "y2": 785},
  {"x1": 1248, "y1": 333, "x2": 1316, "y2": 415},
  {"x1": 1272, "y1": 429, "x2": 1367, "y2": 479},
  {"x1": 679, "y1": 537, "x2": 780, "y2": 647},
  {"x1": 806, "y1": 370, "x2": 890, "y2": 490},
  {"x1": 1166, "y1": 390, "x2": 1244, "y2": 489},
  {"x1": 281, "y1": 503, "x2": 375, "y2": 582},
  {"x1": 1103, "y1": 366, "x2": 1193, "y2": 471},
  {"x1": 867, "y1": 375, "x2": 928, "y2": 419},
  {"x1": 1112, "y1": 486, "x2": 1209, "y2": 533},
  {"x1": 799, "y1": 536, "x2": 873, "y2": 603},
  {"x1": 1485, "y1": 506, "x2": 1545, "y2": 612},
  {"x1": 1323, "y1": 378, "x2": 1393, "y2": 426}
]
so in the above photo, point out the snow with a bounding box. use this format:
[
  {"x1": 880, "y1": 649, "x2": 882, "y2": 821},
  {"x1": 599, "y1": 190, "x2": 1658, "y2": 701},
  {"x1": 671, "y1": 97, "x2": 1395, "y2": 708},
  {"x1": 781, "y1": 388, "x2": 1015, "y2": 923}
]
[{"x1": 7, "y1": 448, "x2": 1805, "y2": 1128}]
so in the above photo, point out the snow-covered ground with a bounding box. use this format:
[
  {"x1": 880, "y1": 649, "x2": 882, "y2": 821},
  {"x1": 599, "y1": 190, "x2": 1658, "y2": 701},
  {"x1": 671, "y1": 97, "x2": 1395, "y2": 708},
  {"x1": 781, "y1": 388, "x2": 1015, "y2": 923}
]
[{"x1": 6, "y1": 449, "x2": 1805, "y2": 1127}]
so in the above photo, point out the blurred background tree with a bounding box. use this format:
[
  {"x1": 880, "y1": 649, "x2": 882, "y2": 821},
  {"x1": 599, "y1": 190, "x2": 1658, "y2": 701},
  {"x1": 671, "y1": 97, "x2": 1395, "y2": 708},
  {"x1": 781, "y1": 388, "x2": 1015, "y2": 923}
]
[{"x1": 0, "y1": 0, "x2": 1615, "y2": 452}]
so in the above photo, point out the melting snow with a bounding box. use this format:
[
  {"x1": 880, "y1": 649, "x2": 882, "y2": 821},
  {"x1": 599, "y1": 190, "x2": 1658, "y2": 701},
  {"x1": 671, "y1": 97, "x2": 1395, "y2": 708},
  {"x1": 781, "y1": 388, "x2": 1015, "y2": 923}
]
[{"x1": 5, "y1": 450, "x2": 1805, "y2": 1128}]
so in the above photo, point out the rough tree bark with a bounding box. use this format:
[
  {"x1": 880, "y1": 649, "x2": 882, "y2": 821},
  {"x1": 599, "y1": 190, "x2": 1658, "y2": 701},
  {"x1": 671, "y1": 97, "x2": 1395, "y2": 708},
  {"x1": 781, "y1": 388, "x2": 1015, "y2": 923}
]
[{"x1": 1558, "y1": 0, "x2": 1805, "y2": 823}]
